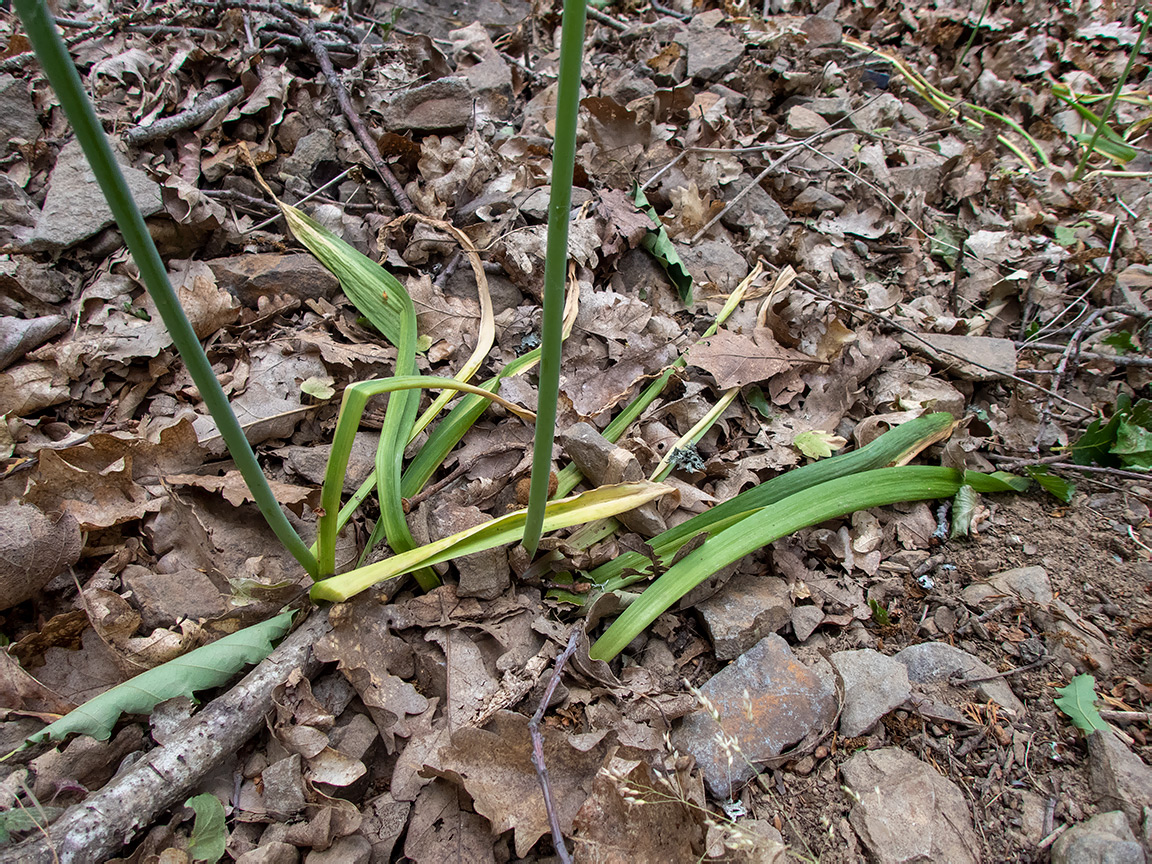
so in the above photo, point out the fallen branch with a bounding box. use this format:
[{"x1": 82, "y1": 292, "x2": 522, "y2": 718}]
[
  {"x1": 0, "y1": 609, "x2": 331, "y2": 864},
  {"x1": 124, "y1": 83, "x2": 246, "y2": 146}
]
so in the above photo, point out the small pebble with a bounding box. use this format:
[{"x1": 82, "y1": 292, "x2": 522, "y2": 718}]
[
  {"x1": 814, "y1": 746, "x2": 828, "y2": 759},
  {"x1": 793, "y1": 755, "x2": 815, "y2": 775}
]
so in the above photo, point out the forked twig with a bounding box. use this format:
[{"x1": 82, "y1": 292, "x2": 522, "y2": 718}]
[{"x1": 529, "y1": 627, "x2": 582, "y2": 864}]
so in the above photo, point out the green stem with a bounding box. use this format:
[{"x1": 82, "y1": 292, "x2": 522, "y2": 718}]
[
  {"x1": 523, "y1": 0, "x2": 587, "y2": 557},
  {"x1": 1074, "y1": 7, "x2": 1150, "y2": 180},
  {"x1": 13, "y1": 0, "x2": 318, "y2": 577}
]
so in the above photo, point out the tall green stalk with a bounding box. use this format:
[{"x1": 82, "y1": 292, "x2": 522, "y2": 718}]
[
  {"x1": 522, "y1": 0, "x2": 587, "y2": 557},
  {"x1": 1073, "y1": 7, "x2": 1150, "y2": 180},
  {"x1": 13, "y1": 0, "x2": 318, "y2": 578}
]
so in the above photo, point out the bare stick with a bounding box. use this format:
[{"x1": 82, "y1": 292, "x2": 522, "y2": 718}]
[
  {"x1": 529, "y1": 627, "x2": 582, "y2": 864},
  {"x1": 1020, "y1": 342, "x2": 1152, "y2": 368},
  {"x1": 237, "y1": 1, "x2": 414, "y2": 213},
  {"x1": 0, "y1": 610, "x2": 332, "y2": 864},
  {"x1": 125, "y1": 84, "x2": 246, "y2": 146}
]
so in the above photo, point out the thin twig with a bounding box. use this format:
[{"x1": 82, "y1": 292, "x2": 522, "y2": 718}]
[
  {"x1": 950, "y1": 655, "x2": 1052, "y2": 686},
  {"x1": 1034, "y1": 308, "x2": 1104, "y2": 451},
  {"x1": 529, "y1": 627, "x2": 582, "y2": 864},
  {"x1": 587, "y1": 5, "x2": 628, "y2": 30},
  {"x1": 1019, "y1": 342, "x2": 1152, "y2": 367},
  {"x1": 124, "y1": 84, "x2": 246, "y2": 146},
  {"x1": 793, "y1": 282, "x2": 1095, "y2": 414},
  {"x1": 990, "y1": 456, "x2": 1152, "y2": 484}
]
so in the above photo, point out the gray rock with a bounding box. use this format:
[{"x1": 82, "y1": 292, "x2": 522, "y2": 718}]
[
  {"x1": 304, "y1": 835, "x2": 372, "y2": 864},
  {"x1": 380, "y1": 77, "x2": 473, "y2": 132},
  {"x1": 786, "y1": 105, "x2": 829, "y2": 137},
  {"x1": 0, "y1": 74, "x2": 41, "y2": 144},
  {"x1": 791, "y1": 605, "x2": 824, "y2": 642},
  {"x1": 120, "y1": 565, "x2": 226, "y2": 629},
  {"x1": 848, "y1": 93, "x2": 904, "y2": 133},
  {"x1": 603, "y1": 69, "x2": 656, "y2": 105},
  {"x1": 682, "y1": 10, "x2": 744, "y2": 81},
  {"x1": 262, "y1": 754, "x2": 306, "y2": 817},
  {"x1": 791, "y1": 186, "x2": 845, "y2": 215},
  {"x1": 830, "y1": 649, "x2": 911, "y2": 737},
  {"x1": 448, "y1": 23, "x2": 514, "y2": 123},
  {"x1": 235, "y1": 842, "x2": 300, "y2": 864},
  {"x1": 429, "y1": 503, "x2": 510, "y2": 599},
  {"x1": 674, "y1": 239, "x2": 750, "y2": 293},
  {"x1": 800, "y1": 15, "x2": 842, "y2": 46},
  {"x1": 894, "y1": 642, "x2": 1025, "y2": 717},
  {"x1": 0, "y1": 175, "x2": 39, "y2": 247},
  {"x1": 279, "y1": 128, "x2": 336, "y2": 181},
  {"x1": 208, "y1": 253, "x2": 340, "y2": 308},
  {"x1": 698, "y1": 574, "x2": 792, "y2": 660},
  {"x1": 1052, "y1": 810, "x2": 1145, "y2": 864},
  {"x1": 901, "y1": 333, "x2": 1018, "y2": 382},
  {"x1": 30, "y1": 138, "x2": 163, "y2": 251},
  {"x1": 990, "y1": 565, "x2": 1054, "y2": 605},
  {"x1": 560, "y1": 423, "x2": 665, "y2": 536},
  {"x1": 1089, "y1": 729, "x2": 1152, "y2": 827},
  {"x1": 362, "y1": 793, "x2": 410, "y2": 862},
  {"x1": 808, "y1": 96, "x2": 851, "y2": 120},
  {"x1": 841, "y1": 747, "x2": 980, "y2": 864},
  {"x1": 517, "y1": 185, "x2": 594, "y2": 223},
  {"x1": 719, "y1": 175, "x2": 789, "y2": 234},
  {"x1": 671, "y1": 634, "x2": 837, "y2": 798}
]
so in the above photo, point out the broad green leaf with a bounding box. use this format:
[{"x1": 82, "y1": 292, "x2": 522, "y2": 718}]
[
  {"x1": 186, "y1": 794, "x2": 227, "y2": 863},
  {"x1": 793, "y1": 430, "x2": 847, "y2": 460},
  {"x1": 0, "y1": 806, "x2": 63, "y2": 845},
  {"x1": 1024, "y1": 466, "x2": 1076, "y2": 503},
  {"x1": 1102, "y1": 331, "x2": 1137, "y2": 354},
  {"x1": 1053, "y1": 225, "x2": 1078, "y2": 247},
  {"x1": 950, "y1": 484, "x2": 977, "y2": 538},
  {"x1": 1112, "y1": 419, "x2": 1152, "y2": 469},
  {"x1": 633, "y1": 184, "x2": 693, "y2": 304},
  {"x1": 929, "y1": 222, "x2": 965, "y2": 270},
  {"x1": 590, "y1": 466, "x2": 999, "y2": 661},
  {"x1": 19, "y1": 612, "x2": 294, "y2": 750},
  {"x1": 301, "y1": 376, "x2": 335, "y2": 400},
  {"x1": 312, "y1": 482, "x2": 672, "y2": 602},
  {"x1": 744, "y1": 385, "x2": 773, "y2": 418},
  {"x1": 1055, "y1": 674, "x2": 1106, "y2": 733}
]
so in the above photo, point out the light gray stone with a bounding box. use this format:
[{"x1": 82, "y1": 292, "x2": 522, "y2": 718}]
[
  {"x1": 830, "y1": 649, "x2": 911, "y2": 737},
  {"x1": 674, "y1": 239, "x2": 750, "y2": 293},
  {"x1": 671, "y1": 634, "x2": 836, "y2": 798},
  {"x1": 719, "y1": 175, "x2": 789, "y2": 234},
  {"x1": 304, "y1": 835, "x2": 372, "y2": 864},
  {"x1": 0, "y1": 74, "x2": 41, "y2": 144},
  {"x1": 894, "y1": 642, "x2": 1025, "y2": 717},
  {"x1": 791, "y1": 186, "x2": 845, "y2": 215},
  {"x1": 235, "y1": 842, "x2": 299, "y2": 864},
  {"x1": 841, "y1": 747, "x2": 980, "y2": 864},
  {"x1": 697, "y1": 574, "x2": 792, "y2": 660},
  {"x1": 30, "y1": 138, "x2": 163, "y2": 251},
  {"x1": 262, "y1": 754, "x2": 306, "y2": 817},
  {"x1": 848, "y1": 93, "x2": 904, "y2": 133},
  {"x1": 786, "y1": 105, "x2": 829, "y2": 137},
  {"x1": 800, "y1": 15, "x2": 842, "y2": 46},
  {"x1": 1089, "y1": 730, "x2": 1152, "y2": 827},
  {"x1": 560, "y1": 423, "x2": 665, "y2": 536},
  {"x1": 991, "y1": 565, "x2": 1054, "y2": 605},
  {"x1": 430, "y1": 503, "x2": 510, "y2": 599},
  {"x1": 380, "y1": 77, "x2": 472, "y2": 131},
  {"x1": 279, "y1": 128, "x2": 336, "y2": 181},
  {"x1": 120, "y1": 565, "x2": 227, "y2": 629},
  {"x1": 682, "y1": 10, "x2": 744, "y2": 81},
  {"x1": 901, "y1": 333, "x2": 1018, "y2": 381},
  {"x1": 791, "y1": 605, "x2": 824, "y2": 642},
  {"x1": 1052, "y1": 810, "x2": 1145, "y2": 864}
]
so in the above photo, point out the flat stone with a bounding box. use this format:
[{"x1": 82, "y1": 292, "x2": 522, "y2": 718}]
[
  {"x1": 674, "y1": 239, "x2": 750, "y2": 293},
  {"x1": 800, "y1": 15, "x2": 842, "y2": 46},
  {"x1": 990, "y1": 565, "x2": 1054, "y2": 606},
  {"x1": 841, "y1": 748, "x2": 980, "y2": 864},
  {"x1": 901, "y1": 333, "x2": 1018, "y2": 381},
  {"x1": 262, "y1": 754, "x2": 306, "y2": 817},
  {"x1": 448, "y1": 24, "x2": 514, "y2": 122},
  {"x1": 30, "y1": 138, "x2": 163, "y2": 252},
  {"x1": 235, "y1": 842, "x2": 300, "y2": 864},
  {"x1": 517, "y1": 185, "x2": 594, "y2": 223},
  {"x1": 208, "y1": 253, "x2": 340, "y2": 308},
  {"x1": 1052, "y1": 810, "x2": 1145, "y2": 864},
  {"x1": 120, "y1": 565, "x2": 226, "y2": 629},
  {"x1": 808, "y1": 96, "x2": 851, "y2": 120},
  {"x1": 560, "y1": 423, "x2": 665, "y2": 536},
  {"x1": 787, "y1": 105, "x2": 829, "y2": 137},
  {"x1": 304, "y1": 835, "x2": 372, "y2": 864},
  {"x1": 1089, "y1": 729, "x2": 1152, "y2": 828},
  {"x1": 848, "y1": 92, "x2": 904, "y2": 133},
  {"x1": 791, "y1": 605, "x2": 824, "y2": 642},
  {"x1": 791, "y1": 186, "x2": 845, "y2": 215},
  {"x1": 380, "y1": 77, "x2": 472, "y2": 131},
  {"x1": 682, "y1": 10, "x2": 745, "y2": 81},
  {"x1": 697, "y1": 574, "x2": 792, "y2": 660},
  {"x1": 894, "y1": 642, "x2": 1025, "y2": 717},
  {"x1": 671, "y1": 634, "x2": 836, "y2": 798},
  {"x1": 830, "y1": 649, "x2": 911, "y2": 737},
  {"x1": 279, "y1": 128, "x2": 337, "y2": 181},
  {"x1": 719, "y1": 174, "x2": 789, "y2": 234},
  {"x1": 0, "y1": 174, "x2": 38, "y2": 247},
  {"x1": 362, "y1": 793, "x2": 411, "y2": 862},
  {"x1": 430, "y1": 503, "x2": 510, "y2": 600},
  {"x1": 0, "y1": 74, "x2": 41, "y2": 144}
]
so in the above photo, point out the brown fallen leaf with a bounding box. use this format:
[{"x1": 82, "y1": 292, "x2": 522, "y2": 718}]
[
  {"x1": 404, "y1": 778, "x2": 497, "y2": 863},
  {"x1": 686, "y1": 328, "x2": 812, "y2": 389},
  {"x1": 164, "y1": 471, "x2": 315, "y2": 508},
  {"x1": 431, "y1": 710, "x2": 610, "y2": 857},
  {"x1": 0, "y1": 501, "x2": 82, "y2": 610}
]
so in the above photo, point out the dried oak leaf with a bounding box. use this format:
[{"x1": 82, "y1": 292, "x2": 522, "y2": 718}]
[
  {"x1": 431, "y1": 710, "x2": 611, "y2": 857},
  {"x1": 0, "y1": 501, "x2": 81, "y2": 610},
  {"x1": 686, "y1": 328, "x2": 812, "y2": 389}
]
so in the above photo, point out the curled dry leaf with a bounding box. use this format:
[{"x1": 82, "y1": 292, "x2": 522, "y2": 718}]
[{"x1": 0, "y1": 501, "x2": 82, "y2": 611}]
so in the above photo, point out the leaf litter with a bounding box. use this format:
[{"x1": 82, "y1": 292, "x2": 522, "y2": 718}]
[{"x1": 0, "y1": 0, "x2": 1151, "y2": 861}]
